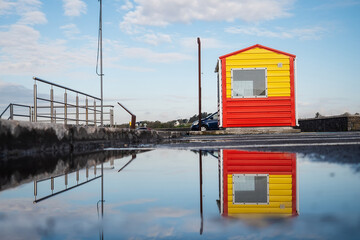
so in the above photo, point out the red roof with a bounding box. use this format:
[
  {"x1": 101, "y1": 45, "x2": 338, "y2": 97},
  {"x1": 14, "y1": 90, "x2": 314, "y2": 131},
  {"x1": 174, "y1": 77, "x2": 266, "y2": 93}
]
[{"x1": 219, "y1": 44, "x2": 296, "y2": 59}]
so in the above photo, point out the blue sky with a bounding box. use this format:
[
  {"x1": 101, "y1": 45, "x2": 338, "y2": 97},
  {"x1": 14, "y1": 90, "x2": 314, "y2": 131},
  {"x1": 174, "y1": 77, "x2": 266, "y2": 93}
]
[{"x1": 1, "y1": 0, "x2": 360, "y2": 124}]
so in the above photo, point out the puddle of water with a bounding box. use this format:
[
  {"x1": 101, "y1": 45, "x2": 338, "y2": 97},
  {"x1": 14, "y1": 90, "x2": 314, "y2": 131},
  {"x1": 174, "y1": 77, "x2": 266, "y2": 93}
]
[{"x1": 0, "y1": 149, "x2": 360, "y2": 239}]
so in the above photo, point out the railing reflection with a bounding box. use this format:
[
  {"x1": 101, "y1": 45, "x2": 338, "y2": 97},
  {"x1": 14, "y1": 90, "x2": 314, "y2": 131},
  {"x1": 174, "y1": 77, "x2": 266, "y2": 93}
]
[{"x1": 33, "y1": 162, "x2": 111, "y2": 203}]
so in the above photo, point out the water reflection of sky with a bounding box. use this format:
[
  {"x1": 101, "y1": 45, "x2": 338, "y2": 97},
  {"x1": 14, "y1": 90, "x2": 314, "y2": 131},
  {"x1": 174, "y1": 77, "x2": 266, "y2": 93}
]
[{"x1": 0, "y1": 149, "x2": 359, "y2": 239}]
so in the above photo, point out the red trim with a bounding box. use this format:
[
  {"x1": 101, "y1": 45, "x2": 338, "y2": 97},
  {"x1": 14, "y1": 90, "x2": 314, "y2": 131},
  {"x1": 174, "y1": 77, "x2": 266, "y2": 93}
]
[
  {"x1": 289, "y1": 57, "x2": 296, "y2": 126},
  {"x1": 219, "y1": 44, "x2": 296, "y2": 60},
  {"x1": 221, "y1": 58, "x2": 227, "y2": 128}
]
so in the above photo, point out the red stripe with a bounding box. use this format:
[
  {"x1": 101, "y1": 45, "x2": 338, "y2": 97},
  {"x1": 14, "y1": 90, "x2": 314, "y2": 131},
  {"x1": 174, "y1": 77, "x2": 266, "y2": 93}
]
[
  {"x1": 228, "y1": 166, "x2": 293, "y2": 172},
  {"x1": 227, "y1": 160, "x2": 292, "y2": 166}
]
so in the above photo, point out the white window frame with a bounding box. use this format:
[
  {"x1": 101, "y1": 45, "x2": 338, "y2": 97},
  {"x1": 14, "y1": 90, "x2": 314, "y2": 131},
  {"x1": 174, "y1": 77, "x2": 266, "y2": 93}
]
[
  {"x1": 232, "y1": 173, "x2": 269, "y2": 205},
  {"x1": 231, "y1": 68, "x2": 268, "y2": 98}
]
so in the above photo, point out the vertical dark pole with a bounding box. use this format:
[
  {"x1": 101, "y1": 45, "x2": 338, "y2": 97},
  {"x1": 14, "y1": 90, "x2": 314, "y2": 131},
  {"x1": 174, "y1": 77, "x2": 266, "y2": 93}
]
[
  {"x1": 100, "y1": 0, "x2": 104, "y2": 126},
  {"x1": 131, "y1": 115, "x2": 136, "y2": 130},
  {"x1": 199, "y1": 150, "x2": 203, "y2": 234},
  {"x1": 197, "y1": 37, "x2": 202, "y2": 131}
]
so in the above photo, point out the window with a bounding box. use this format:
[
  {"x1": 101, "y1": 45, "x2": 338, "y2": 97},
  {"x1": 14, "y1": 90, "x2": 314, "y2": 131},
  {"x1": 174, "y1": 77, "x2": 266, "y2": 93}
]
[
  {"x1": 231, "y1": 68, "x2": 267, "y2": 98},
  {"x1": 232, "y1": 174, "x2": 269, "y2": 205}
]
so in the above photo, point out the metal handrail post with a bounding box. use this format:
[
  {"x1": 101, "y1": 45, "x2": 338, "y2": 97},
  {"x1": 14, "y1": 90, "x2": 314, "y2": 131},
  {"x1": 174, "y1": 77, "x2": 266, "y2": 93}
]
[
  {"x1": 64, "y1": 91, "x2": 67, "y2": 125},
  {"x1": 110, "y1": 108, "x2": 114, "y2": 127},
  {"x1": 86, "y1": 98, "x2": 88, "y2": 126},
  {"x1": 34, "y1": 82, "x2": 37, "y2": 122},
  {"x1": 9, "y1": 104, "x2": 13, "y2": 120},
  {"x1": 94, "y1": 100, "x2": 96, "y2": 126},
  {"x1": 76, "y1": 95, "x2": 79, "y2": 125},
  {"x1": 50, "y1": 87, "x2": 54, "y2": 123}
]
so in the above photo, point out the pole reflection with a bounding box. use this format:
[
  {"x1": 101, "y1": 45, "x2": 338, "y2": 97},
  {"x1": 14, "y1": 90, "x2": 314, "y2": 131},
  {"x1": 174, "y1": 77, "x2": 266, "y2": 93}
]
[{"x1": 199, "y1": 150, "x2": 203, "y2": 235}]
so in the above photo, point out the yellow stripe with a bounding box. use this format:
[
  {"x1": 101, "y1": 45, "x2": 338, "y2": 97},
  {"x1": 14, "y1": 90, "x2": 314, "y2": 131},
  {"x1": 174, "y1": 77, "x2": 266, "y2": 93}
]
[
  {"x1": 269, "y1": 178, "x2": 292, "y2": 184},
  {"x1": 228, "y1": 213, "x2": 293, "y2": 217},
  {"x1": 228, "y1": 208, "x2": 292, "y2": 214},
  {"x1": 228, "y1": 202, "x2": 292, "y2": 208},
  {"x1": 270, "y1": 196, "x2": 292, "y2": 202},
  {"x1": 268, "y1": 82, "x2": 290, "y2": 89},
  {"x1": 270, "y1": 175, "x2": 292, "y2": 178},
  {"x1": 226, "y1": 65, "x2": 290, "y2": 71},
  {"x1": 228, "y1": 195, "x2": 293, "y2": 202},
  {"x1": 268, "y1": 76, "x2": 291, "y2": 82},
  {"x1": 269, "y1": 184, "x2": 292, "y2": 190},
  {"x1": 269, "y1": 190, "x2": 292, "y2": 196}
]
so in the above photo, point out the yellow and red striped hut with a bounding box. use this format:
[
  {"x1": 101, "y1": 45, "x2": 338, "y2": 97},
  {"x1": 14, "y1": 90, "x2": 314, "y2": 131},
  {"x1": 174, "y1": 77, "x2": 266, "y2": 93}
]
[{"x1": 215, "y1": 44, "x2": 297, "y2": 128}]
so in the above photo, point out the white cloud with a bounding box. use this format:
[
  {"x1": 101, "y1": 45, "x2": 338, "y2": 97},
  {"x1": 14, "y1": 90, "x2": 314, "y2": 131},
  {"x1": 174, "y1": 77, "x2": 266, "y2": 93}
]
[
  {"x1": 19, "y1": 10, "x2": 47, "y2": 25},
  {"x1": 0, "y1": 0, "x2": 16, "y2": 15},
  {"x1": 225, "y1": 26, "x2": 326, "y2": 40},
  {"x1": 60, "y1": 23, "x2": 80, "y2": 38},
  {"x1": 120, "y1": 0, "x2": 134, "y2": 11},
  {"x1": 122, "y1": 47, "x2": 192, "y2": 63},
  {"x1": 120, "y1": 0, "x2": 294, "y2": 30},
  {"x1": 136, "y1": 32, "x2": 172, "y2": 45},
  {"x1": 14, "y1": 0, "x2": 42, "y2": 14},
  {"x1": 0, "y1": 24, "x2": 94, "y2": 76},
  {"x1": 0, "y1": 0, "x2": 47, "y2": 25},
  {"x1": 63, "y1": 0, "x2": 87, "y2": 17}
]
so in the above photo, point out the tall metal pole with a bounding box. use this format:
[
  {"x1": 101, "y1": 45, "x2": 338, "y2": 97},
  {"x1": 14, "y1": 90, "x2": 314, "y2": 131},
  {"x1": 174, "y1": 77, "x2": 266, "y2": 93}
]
[
  {"x1": 99, "y1": 0, "x2": 103, "y2": 126},
  {"x1": 197, "y1": 37, "x2": 202, "y2": 131}
]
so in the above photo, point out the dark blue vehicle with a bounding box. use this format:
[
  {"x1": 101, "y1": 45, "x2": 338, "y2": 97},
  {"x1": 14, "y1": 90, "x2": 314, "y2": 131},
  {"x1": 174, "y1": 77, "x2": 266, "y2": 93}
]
[{"x1": 191, "y1": 112, "x2": 219, "y2": 131}]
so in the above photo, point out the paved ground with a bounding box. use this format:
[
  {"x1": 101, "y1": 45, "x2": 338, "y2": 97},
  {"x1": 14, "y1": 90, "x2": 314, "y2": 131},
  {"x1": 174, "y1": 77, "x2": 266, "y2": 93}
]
[{"x1": 158, "y1": 132, "x2": 360, "y2": 163}]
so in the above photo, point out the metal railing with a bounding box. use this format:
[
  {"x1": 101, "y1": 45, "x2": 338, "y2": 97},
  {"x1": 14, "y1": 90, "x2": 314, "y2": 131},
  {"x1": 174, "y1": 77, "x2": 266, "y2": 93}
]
[
  {"x1": 33, "y1": 77, "x2": 114, "y2": 126},
  {"x1": 0, "y1": 103, "x2": 32, "y2": 121}
]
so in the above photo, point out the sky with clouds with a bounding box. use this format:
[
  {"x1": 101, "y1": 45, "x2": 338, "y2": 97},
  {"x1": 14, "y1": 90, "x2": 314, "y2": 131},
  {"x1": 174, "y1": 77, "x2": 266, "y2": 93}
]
[{"x1": 0, "y1": 0, "x2": 360, "y2": 124}]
